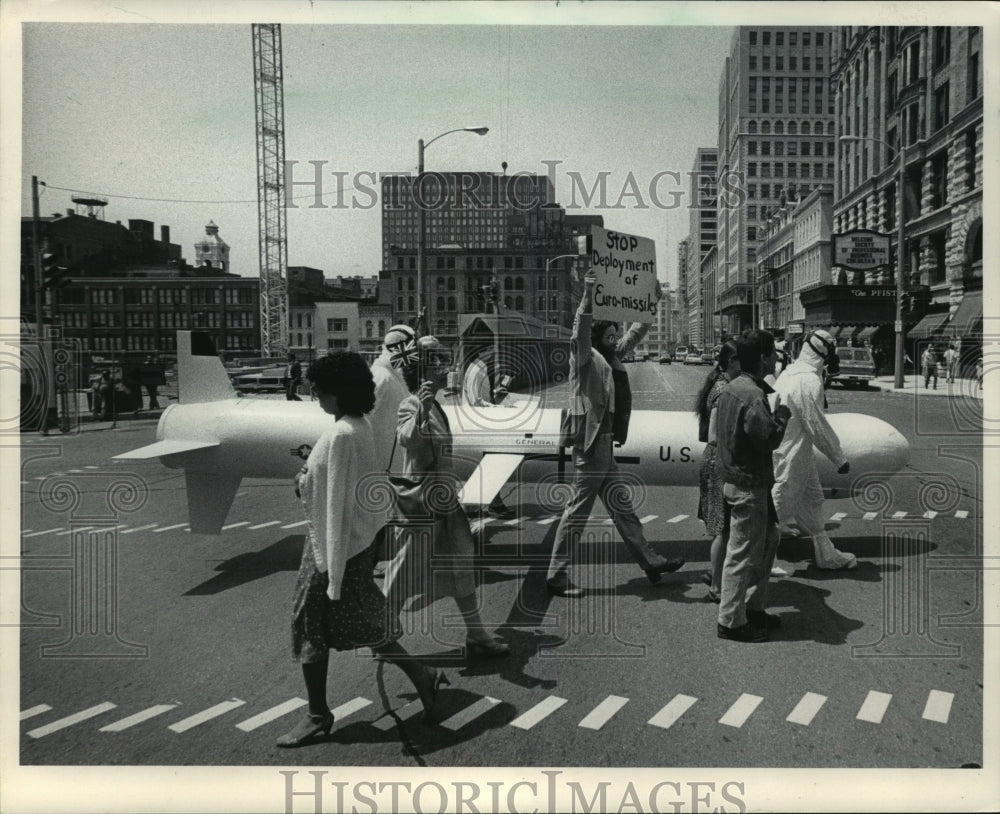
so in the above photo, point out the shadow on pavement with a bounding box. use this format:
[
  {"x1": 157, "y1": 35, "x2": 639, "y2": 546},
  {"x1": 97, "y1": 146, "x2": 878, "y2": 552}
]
[{"x1": 183, "y1": 535, "x2": 304, "y2": 595}]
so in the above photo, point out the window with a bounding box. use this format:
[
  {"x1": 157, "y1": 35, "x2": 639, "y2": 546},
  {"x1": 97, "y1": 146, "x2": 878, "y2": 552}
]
[
  {"x1": 933, "y1": 82, "x2": 950, "y2": 131},
  {"x1": 327, "y1": 318, "x2": 348, "y2": 332},
  {"x1": 933, "y1": 27, "x2": 951, "y2": 69},
  {"x1": 776, "y1": 31, "x2": 783, "y2": 46},
  {"x1": 761, "y1": 142, "x2": 771, "y2": 155},
  {"x1": 748, "y1": 141, "x2": 758, "y2": 155},
  {"x1": 803, "y1": 32, "x2": 810, "y2": 47},
  {"x1": 749, "y1": 55, "x2": 757, "y2": 70},
  {"x1": 749, "y1": 31, "x2": 757, "y2": 45},
  {"x1": 761, "y1": 162, "x2": 771, "y2": 178},
  {"x1": 815, "y1": 32, "x2": 823, "y2": 46},
  {"x1": 762, "y1": 56, "x2": 770, "y2": 71},
  {"x1": 748, "y1": 162, "x2": 758, "y2": 177},
  {"x1": 776, "y1": 56, "x2": 784, "y2": 71},
  {"x1": 803, "y1": 56, "x2": 810, "y2": 70},
  {"x1": 789, "y1": 56, "x2": 797, "y2": 70},
  {"x1": 775, "y1": 141, "x2": 784, "y2": 156},
  {"x1": 763, "y1": 31, "x2": 770, "y2": 46}
]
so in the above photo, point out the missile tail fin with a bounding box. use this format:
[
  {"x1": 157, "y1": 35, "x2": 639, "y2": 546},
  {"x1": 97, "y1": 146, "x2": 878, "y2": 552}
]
[
  {"x1": 186, "y1": 470, "x2": 242, "y2": 534},
  {"x1": 177, "y1": 330, "x2": 237, "y2": 404}
]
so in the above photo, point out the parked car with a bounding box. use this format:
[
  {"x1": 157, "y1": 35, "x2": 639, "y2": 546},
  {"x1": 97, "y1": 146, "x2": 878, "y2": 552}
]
[
  {"x1": 702, "y1": 347, "x2": 718, "y2": 365},
  {"x1": 683, "y1": 350, "x2": 703, "y2": 365},
  {"x1": 828, "y1": 346, "x2": 876, "y2": 389},
  {"x1": 231, "y1": 365, "x2": 288, "y2": 393},
  {"x1": 658, "y1": 354, "x2": 672, "y2": 364},
  {"x1": 673, "y1": 345, "x2": 688, "y2": 361}
]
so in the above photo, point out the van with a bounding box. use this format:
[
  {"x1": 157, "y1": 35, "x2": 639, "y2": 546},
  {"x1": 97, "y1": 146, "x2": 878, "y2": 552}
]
[
  {"x1": 829, "y1": 346, "x2": 876, "y2": 389},
  {"x1": 673, "y1": 345, "x2": 688, "y2": 361}
]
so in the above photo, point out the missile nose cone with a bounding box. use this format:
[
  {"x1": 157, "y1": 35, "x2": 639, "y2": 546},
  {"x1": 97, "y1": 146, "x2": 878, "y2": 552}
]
[{"x1": 864, "y1": 416, "x2": 910, "y2": 474}]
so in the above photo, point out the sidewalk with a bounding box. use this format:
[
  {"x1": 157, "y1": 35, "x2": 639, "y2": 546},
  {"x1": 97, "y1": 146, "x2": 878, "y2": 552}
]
[{"x1": 868, "y1": 374, "x2": 983, "y2": 400}]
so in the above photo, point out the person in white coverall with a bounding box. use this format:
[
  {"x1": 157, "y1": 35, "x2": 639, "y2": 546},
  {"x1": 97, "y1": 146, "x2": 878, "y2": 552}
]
[{"x1": 772, "y1": 329, "x2": 857, "y2": 570}]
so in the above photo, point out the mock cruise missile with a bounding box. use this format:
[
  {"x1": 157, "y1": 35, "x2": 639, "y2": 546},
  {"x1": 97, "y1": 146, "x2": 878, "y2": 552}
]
[{"x1": 116, "y1": 332, "x2": 910, "y2": 534}]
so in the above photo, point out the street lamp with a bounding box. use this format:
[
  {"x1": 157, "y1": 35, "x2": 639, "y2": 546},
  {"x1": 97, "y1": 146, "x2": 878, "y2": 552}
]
[
  {"x1": 415, "y1": 126, "x2": 489, "y2": 335},
  {"x1": 840, "y1": 134, "x2": 906, "y2": 389}
]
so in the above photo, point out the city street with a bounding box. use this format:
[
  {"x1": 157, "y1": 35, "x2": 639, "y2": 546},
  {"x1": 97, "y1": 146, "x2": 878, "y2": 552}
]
[{"x1": 18, "y1": 361, "x2": 984, "y2": 769}]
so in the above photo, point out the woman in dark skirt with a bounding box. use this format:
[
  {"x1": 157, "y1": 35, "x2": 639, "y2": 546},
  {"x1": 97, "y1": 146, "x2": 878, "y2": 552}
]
[
  {"x1": 694, "y1": 340, "x2": 740, "y2": 603},
  {"x1": 277, "y1": 351, "x2": 448, "y2": 748}
]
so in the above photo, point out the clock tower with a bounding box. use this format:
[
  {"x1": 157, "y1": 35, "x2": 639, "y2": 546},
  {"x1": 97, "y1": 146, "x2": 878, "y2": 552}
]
[{"x1": 194, "y1": 220, "x2": 231, "y2": 271}]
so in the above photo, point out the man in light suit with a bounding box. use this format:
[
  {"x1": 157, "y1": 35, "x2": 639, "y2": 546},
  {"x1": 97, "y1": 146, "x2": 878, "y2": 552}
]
[{"x1": 546, "y1": 272, "x2": 685, "y2": 598}]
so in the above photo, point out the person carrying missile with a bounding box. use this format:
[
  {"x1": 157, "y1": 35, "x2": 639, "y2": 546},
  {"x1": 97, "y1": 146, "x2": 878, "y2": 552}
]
[
  {"x1": 546, "y1": 271, "x2": 684, "y2": 599},
  {"x1": 278, "y1": 351, "x2": 447, "y2": 747},
  {"x1": 388, "y1": 334, "x2": 511, "y2": 658},
  {"x1": 772, "y1": 329, "x2": 856, "y2": 571},
  {"x1": 714, "y1": 329, "x2": 791, "y2": 642}
]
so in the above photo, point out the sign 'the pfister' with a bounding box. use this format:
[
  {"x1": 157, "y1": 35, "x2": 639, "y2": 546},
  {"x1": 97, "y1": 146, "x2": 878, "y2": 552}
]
[{"x1": 587, "y1": 226, "x2": 658, "y2": 323}]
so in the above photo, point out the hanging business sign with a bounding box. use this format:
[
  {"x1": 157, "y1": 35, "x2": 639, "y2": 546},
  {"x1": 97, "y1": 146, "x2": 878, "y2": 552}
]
[
  {"x1": 833, "y1": 229, "x2": 891, "y2": 271},
  {"x1": 588, "y1": 226, "x2": 659, "y2": 323}
]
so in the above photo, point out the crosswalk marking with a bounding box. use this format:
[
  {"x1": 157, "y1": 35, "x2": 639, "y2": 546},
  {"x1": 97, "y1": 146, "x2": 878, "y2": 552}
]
[
  {"x1": 891, "y1": 511, "x2": 908, "y2": 519},
  {"x1": 235, "y1": 699, "x2": 306, "y2": 731},
  {"x1": 331, "y1": 697, "x2": 374, "y2": 720},
  {"x1": 121, "y1": 523, "x2": 159, "y2": 535},
  {"x1": 719, "y1": 694, "x2": 763, "y2": 728},
  {"x1": 504, "y1": 517, "x2": 522, "y2": 527},
  {"x1": 154, "y1": 523, "x2": 188, "y2": 533},
  {"x1": 578, "y1": 695, "x2": 629, "y2": 730},
  {"x1": 221, "y1": 521, "x2": 251, "y2": 531},
  {"x1": 829, "y1": 512, "x2": 847, "y2": 522},
  {"x1": 923, "y1": 511, "x2": 939, "y2": 520},
  {"x1": 281, "y1": 520, "x2": 309, "y2": 529},
  {"x1": 510, "y1": 696, "x2": 567, "y2": 730},
  {"x1": 247, "y1": 521, "x2": 282, "y2": 530},
  {"x1": 168, "y1": 699, "x2": 245, "y2": 733},
  {"x1": 786, "y1": 692, "x2": 827, "y2": 726},
  {"x1": 537, "y1": 516, "x2": 559, "y2": 526},
  {"x1": 66, "y1": 469, "x2": 85, "y2": 473},
  {"x1": 84, "y1": 466, "x2": 99, "y2": 470},
  {"x1": 955, "y1": 510, "x2": 969, "y2": 519},
  {"x1": 857, "y1": 691, "x2": 892, "y2": 724},
  {"x1": 22, "y1": 528, "x2": 61, "y2": 538},
  {"x1": 922, "y1": 690, "x2": 954, "y2": 724},
  {"x1": 863, "y1": 512, "x2": 878, "y2": 521},
  {"x1": 639, "y1": 515, "x2": 658, "y2": 525},
  {"x1": 441, "y1": 696, "x2": 501, "y2": 731},
  {"x1": 372, "y1": 700, "x2": 422, "y2": 730},
  {"x1": 648, "y1": 694, "x2": 698, "y2": 730},
  {"x1": 100, "y1": 704, "x2": 178, "y2": 732},
  {"x1": 602, "y1": 518, "x2": 615, "y2": 525},
  {"x1": 20, "y1": 704, "x2": 52, "y2": 721},
  {"x1": 27, "y1": 702, "x2": 117, "y2": 738},
  {"x1": 666, "y1": 514, "x2": 688, "y2": 524}
]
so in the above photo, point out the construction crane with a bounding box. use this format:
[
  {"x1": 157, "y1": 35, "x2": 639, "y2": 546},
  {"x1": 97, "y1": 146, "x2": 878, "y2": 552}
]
[{"x1": 251, "y1": 23, "x2": 288, "y2": 358}]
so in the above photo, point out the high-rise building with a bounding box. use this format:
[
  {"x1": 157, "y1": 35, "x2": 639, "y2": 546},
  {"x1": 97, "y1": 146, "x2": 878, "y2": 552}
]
[
  {"x1": 687, "y1": 147, "x2": 718, "y2": 348},
  {"x1": 676, "y1": 237, "x2": 691, "y2": 345},
  {"x1": 380, "y1": 172, "x2": 597, "y2": 339},
  {"x1": 832, "y1": 26, "x2": 983, "y2": 368},
  {"x1": 716, "y1": 26, "x2": 837, "y2": 337}
]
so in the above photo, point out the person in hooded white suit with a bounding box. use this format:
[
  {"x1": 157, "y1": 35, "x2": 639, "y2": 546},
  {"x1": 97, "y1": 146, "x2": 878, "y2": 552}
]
[{"x1": 772, "y1": 330, "x2": 857, "y2": 570}]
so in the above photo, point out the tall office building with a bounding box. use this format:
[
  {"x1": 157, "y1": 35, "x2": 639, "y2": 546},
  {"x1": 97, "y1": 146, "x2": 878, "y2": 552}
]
[
  {"x1": 716, "y1": 26, "x2": 837, "y2": 337},
  {"x1": 676, "y1": 237, "x2": 691, "y2": 345},
  {"x1": 379, "y1": 172, "x2": 595, "y2": 337},
  {"x1": 832, "y1": 26, "x2": 983, "y2": 364},
  {"x1": 687, "y1": 147, "x2": 718, "y2": 348}
]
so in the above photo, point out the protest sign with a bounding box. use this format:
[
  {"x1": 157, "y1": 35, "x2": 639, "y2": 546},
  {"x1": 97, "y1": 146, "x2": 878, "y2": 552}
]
[{"x1": 588, "y1": 226, "x2": 658, "y2": 323}]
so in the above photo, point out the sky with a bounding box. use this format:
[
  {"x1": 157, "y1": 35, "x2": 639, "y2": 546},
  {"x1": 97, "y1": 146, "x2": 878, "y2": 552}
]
[{"x1": 15, "y1": 9, "x2": 739, "y2": 290}]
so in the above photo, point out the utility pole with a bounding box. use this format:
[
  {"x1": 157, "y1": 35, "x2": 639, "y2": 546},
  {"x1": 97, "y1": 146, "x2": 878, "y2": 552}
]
[{"x1": 31, "y1": 175, "x2": 49, "y2": 435}]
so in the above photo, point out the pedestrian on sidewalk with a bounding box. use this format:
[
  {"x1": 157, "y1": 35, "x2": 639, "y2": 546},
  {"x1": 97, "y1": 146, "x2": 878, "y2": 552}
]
[
  {"x1": 285, "y1": 353, "x2": 302, "y2": 401},
  {"x1": 277, "y1": 351, "x2": 448, "y2": 748},
  {"x1": 546, "y1": 271, "x2": 683, "y2": 599},
  {"x1": 715, "y1": 329, "x2": 791, "y2": 643},
  {"x1": 694, "y1": 340, "x2": 740, "y2": 603},
  {"x1": 772, "y1": 329, "x2": 856, "y2": 571},
  {"x1": 943, "y1": 344, "x2": 959, "y2": 384},
  {"x1": 921, "y1": 346, "x2": 939, "y2": 390}
]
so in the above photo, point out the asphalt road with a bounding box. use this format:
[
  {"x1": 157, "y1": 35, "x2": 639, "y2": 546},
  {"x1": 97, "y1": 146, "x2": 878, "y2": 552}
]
[{"x1": 17, "y1": 361, "x2": 985, "y2": 771}]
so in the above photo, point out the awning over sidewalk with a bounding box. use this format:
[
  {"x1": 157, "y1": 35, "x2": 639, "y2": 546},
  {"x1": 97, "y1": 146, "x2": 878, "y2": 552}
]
[
  {"x1": 855, "y1": 325, "x2": 879, "y2": 342},
  {"x1": 907, "y1": 311, "x2": 949, "y2": 339},
  {"x1": 947, "y1": 290, "x2": 982, "y2": 336}
]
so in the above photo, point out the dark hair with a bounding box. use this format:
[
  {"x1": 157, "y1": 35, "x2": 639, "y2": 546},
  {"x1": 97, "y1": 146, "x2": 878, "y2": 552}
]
[
  {"x1": 591, "y1": 320, "x2": 619, "y2": 356},
  {"x1": 735, "y1": 329, "x2": 775, "y2": 376},
  {"x1": 306, "y1": 351, "x2": 376, "y2": 416},
  {"x1": 693, "y1": 340, "x2": 738, "y2": 426}
]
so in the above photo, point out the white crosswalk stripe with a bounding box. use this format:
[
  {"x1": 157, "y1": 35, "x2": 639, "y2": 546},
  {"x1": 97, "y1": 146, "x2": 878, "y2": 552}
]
[
  {"x1": 639, "y1": 515, "x2": 658, "y2": 525},
  {"x1": 23, "y1": 528, "x2": 61, "y2": 538},
  {"x1": 922, "y1": 690, "x2": 954, "y2": 724},
  {"x1": 372, "y1": 700, "x2": 422, "y2": 730},
  {"x1": 20, "y1": 704, "x2": 52, "y2": 721},
  {"x1": 923, "y1": 511, "x2": 939, "y2": 519},
  {"x1": 857, "y1": 691, "x2": 892, "y2": 724},
  {"x1": 56, "y1": 526, "x2": 95, "y2": 536},
  {"x1": 221, "y1": 521, "x2": 251, "y2": 531},
  {"x1": 666, "y1": 514, "x2": 688, "y2": 524},
  {"x1": 719, "y1": 694, "x2": 763, "y2": 728},
  {"x1": 537, "y1": 516, "x2": 559, "y2": 526},
  {"x1": 829, "y1": 512, "x2": 847, "y2": 522},
  {"x1": 504, "y1": 517, "x2": 522, "y2": 527},
  {"x1": 786, "y1": 692, "x2": 826, "y2": 726},
  {"x1": 648, "y1": 694, "x2": 697, "y2": 730},
  {"x1": 331, "y1": 697, "x2": 374, "y2": 721},
  {"x1": 955, "y1": 510, "x2": 969, "y2": 519},
  {"x1": 121, "y1": 523, "x2": 159, "y2": 535},
  {"x1": 101, "y1": 704, "x2": 178, "y2": 732},
  {"x1": 168, "y1": 699, "x2": 245, "y2": 733},
  {"x1": 578, "y1": 695, "x2": 629, "y2": 730},
  {"x1": 247, "y1": 520, "x2": 282, "y2": 530},
  {"x1": 235, "y1": 699, "x2": 306, "y2": 732},
  {"x1": 27, "y1": 702, "x2": 117, "y2": 738},
  {"x1": 281, "y1": 520, "x2": 309, "y2": 529},
  {"x1": 441, "y1": 697, "x2": 501, "y2": 731},
  {"x1": 510, "y1": 696, "x2": 567, "y2": 730},
  {"x1": 154, "y1": 523, "x2": 188, "y2": 533},
  {"x1": 863, "y1": 512, "x2": 878, "y2": 520},
  {"x1": 891, "y1": 511, "x2": 908, "y2": 519}
]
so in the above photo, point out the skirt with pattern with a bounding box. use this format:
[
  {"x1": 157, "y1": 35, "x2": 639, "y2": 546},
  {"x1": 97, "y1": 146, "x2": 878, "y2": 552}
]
[
  {"x1": 697, "y1": 442, "x2": 730, "y2": 538},
  {"x1": 290, "y1": 539, "x2": 400, "y2": 663}
]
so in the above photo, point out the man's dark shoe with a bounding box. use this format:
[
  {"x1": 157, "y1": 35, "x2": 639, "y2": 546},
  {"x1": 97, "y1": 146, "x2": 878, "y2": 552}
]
[
  {"x1": 547, "y1": 579, "x2": 585, "y2": 598},
  {"x1": 645, "y1": 558, "x2": 685, "y2": 585},
  {"x1": 717, "y1": 622, "x2": 768, "y2": 643},
  {"x1": 747, "y1": 609, "x2": 782, "y2": 629}
]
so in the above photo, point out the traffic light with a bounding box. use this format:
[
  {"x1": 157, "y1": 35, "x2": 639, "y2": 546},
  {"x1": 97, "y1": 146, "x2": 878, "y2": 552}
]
[
  {"x1": 575, "y1": 234, "x2": 592, "y2": 255},
  {"x1": 41, "y1": 252, "x2": 71, "y2": 290}
]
